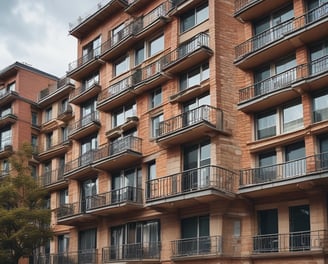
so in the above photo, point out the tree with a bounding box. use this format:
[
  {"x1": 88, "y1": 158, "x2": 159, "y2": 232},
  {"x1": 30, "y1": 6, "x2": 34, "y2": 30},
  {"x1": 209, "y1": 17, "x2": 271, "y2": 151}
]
[{"x1": 0, "y1": 143, "x2": 53, "y2": 264}]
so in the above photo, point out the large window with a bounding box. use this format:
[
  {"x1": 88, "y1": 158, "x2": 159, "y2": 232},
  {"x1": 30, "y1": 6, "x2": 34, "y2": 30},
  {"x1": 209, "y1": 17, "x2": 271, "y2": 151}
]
[
  {"x1": 58, "y1": 234, "x2": 70, "y2": 253},
  {"x1": 289, "y1": 205, "x2": 310, "y2": 251},
  {"x1": 111, "y1": 220, "x2": 160, "y2": 260},
  {"x1": 0, "y1": 127, "x2": 12, "y2": 150},
  {"x1": 183, "y1": 93, "x2": 210, "y2": 126},
  {"x1": 112, "y1": 102, "x2": 136, "y2": 127},
  {"x1": 135, "y1": 45, "x2": 145, "y2": 66},
  {"x1": 45, "y1": 107, "x2": 52, "y2": 122},
  {"x1": 256, "y1": 150, "x2": 277, "y2": 182},
  {"x1": 307, "y1": 0, "x2": 328, "y2": 22},
  {"x1": 81, "y1": 178, "x2": 98, "y2": 211},
  {"x1": 149, "y1": 34, "x2": 164, "y2": 57},
  {"x1": 254, "y1": 55, "x2": 296, "y2": 96},
  {"x1": 310, "y1": 39, "x2": 328, "y2": 75},
  {"x1": 180, "y1": 3, "x2": 209, "y2": 33},
  {"x1": 313, "y1": 90, "x2": 328, "y2": 122},
  {"x1": 82, "y1": 72, "x2": 99, "y2": 91},
  {"x1": 147, "y1": 161, "x2": 156, "y2": 198},
  {"x1": 150, "y1": 87, "x2": 162, "y2": 109},
  {"x1": 284, "y1": 141, "x2": 306, "y2": 177},
  {"x1": 114, "y1": 55, "x2": 130, "y2": 76},
  {"x1": 79, "y1": 229, "x2": 97, "y2": 262},
  {"x1": 81, "y1": 99, "x2": 98, "y2": 126},
  {"x1": 256, "y1": 110, "x2": 276, "y2": 139},
  {"x1": 282, "y1": 102, "x2": 303, "y2": 133},
  {"x1": 180, "y1": 63, "x2": 209, "y2": 91},
  {"x1": 151, "y1": 114, "x2": 163, "y2": 138},
  {"x1": 82, "y1": 36, "x2": 101, "y2": 62},
  {"x1": 255, "y1": 209, "x2": 278, "y2": 252}
]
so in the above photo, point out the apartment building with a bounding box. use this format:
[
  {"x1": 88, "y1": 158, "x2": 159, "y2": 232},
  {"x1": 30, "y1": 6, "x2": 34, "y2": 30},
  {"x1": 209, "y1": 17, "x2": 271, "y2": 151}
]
[
  {"x1": 0, "y1": 62, "x2": 57, "y2": 181},
  {"x1": 28, "y1": 0, "x2": 328, "y2": 263},
  {"x1": 235, "y1": 0, "x2": 328, "y2": 263}
]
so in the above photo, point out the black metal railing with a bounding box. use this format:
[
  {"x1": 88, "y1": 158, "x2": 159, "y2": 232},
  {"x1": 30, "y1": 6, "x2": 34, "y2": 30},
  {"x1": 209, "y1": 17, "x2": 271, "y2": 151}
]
[
  {"x1": 56, "y1": 201, "x2": 81, "y2": 219},
  {"x1": 94, "y1": 136, "x2": 142, "y2": 161},
  {"x1": 102, "y1": 242, "x2": 161, "y2": 262},
  {"x1": 39, "y1": 135, "x2": 69, "y2": 153},
  {"x1": 172, "y1": 236, "x2": 222, "y2": 258},
  {"x1": 162, "y1": 32, "x2": 210, "y2": 69},
  {"x1": 234, "y1": 0, "x2": 260, "y2": 14},
  {"x1": 132, "y1": 57, "x2": 165, "y2": 86},
  {"x1": 69, "y1": 80, "x2": 100, "y2": 101},
  {"x1": 146, "y1": 165, "x2": 235, "y2": 200},
  {"x1": 86, "y1": 186, "x2": 143, "y2": 210},
  {"x1": 240, "y1": 152, "x2": 328, "y2": 186},
  {"x1": 253, "y1": 230, "x2": 326, "y2": 253},
  {"x1": 38, "y1": 77, "x2": 73, "y2": 102},
  {"x1": 68, "y1": 112, "x2": 99, "y2": 135},
  {"x1": 68, "y1": 48, "x2": 101, "y2": 72},
  {"x1": 32, "y1": 249, "x2": 98, "y2": 264},
  {"x1": 65, "y1": 150, "x2": 97, "y2": 173},
  {"x1": 39, "y1": 169, "x2": 65, "y2": 187},
  {"x1": 98, "y1": 75, "x2": 133, "y2": 103},
  {"x1": 235, "y1": 2, "x2": 328, "y2": 60},
  {"x1": 157, "y1": 105, "x2": 223, "y2": 137}
]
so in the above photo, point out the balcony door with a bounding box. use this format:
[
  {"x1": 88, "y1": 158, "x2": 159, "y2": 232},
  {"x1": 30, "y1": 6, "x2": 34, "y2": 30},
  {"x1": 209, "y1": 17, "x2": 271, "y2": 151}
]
[
  {"x1": 289, "y1": 205, "x2": 310, "y2": 251},
  {"x1": 183, "y1": 140, "x2": 210, "y2": 192},
  {"x1": 80, "y1": 135, "x2": 97, "y2": 166},
  {"x1": 310, "y1": 40, "x2": 328, "y2": 75},
  {"x1": 283, "y1": 141, "x2": 306, "y2": 178},
  {"x1": 256, "y1": 151, "x2": 277, "y2": 183},
  {"x1": 180, "y1": 215, "x2": 210, "y2": 255},
  {"x1": 307, "y1": 0, "x2": 328, "y2": 23},
  {"x1": 81, "y1": 178, "x2": 97, "y2": 212},
  {"x1": 78, "y1": 228, "x2": 97, "y2": 263},
  {"x1": 255, "y1": 209, "x2": 278, "y2": 252},
  {"x1": 183, "y1": 93, "x2": 210, "y2": 126}
]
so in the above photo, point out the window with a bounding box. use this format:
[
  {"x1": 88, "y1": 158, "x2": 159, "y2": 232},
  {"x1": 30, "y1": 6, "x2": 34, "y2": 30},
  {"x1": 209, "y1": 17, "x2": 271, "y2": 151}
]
[
  {"x1": 284, "y1": 141, "x2": 306, "y2": 177},
  {"x1": 318, "y1": 134, "x2": 328, "y2": 169},
  {"x1": 31, "y1": 111, "x2": 38, "y2": 126},
  {"x1": 114, "y1": 55, "x2": 129, "y2": 76},
  {"x1": 183, "y1": 139, "x2": 210, "y2": 191},
  {"x1": 289, "y1": 205, "x2": 310, "y2": 251},
  {"x1": 255, "y1": 100, "x2": 303, "y2": 140},
  {"x1": 150, "y1": 87, "x2": 162, "y2": 109},
  {"x1": 30, "y1": 164, "x2": 37, "y2": 179},
  {"x1": 149, "y1": 34, "x2": 164, "y2": 57},
  {"x1": 255, "y1": 209, "x2": 278, "y2": 252},
  {"x1": 46, "y1": 132, "x2": 53, "y2": 149},
  {"x1": 45, "y1": 107, "x2": 52, "y2": 122},
  {"x1": 111, "y1": 220, "x2": 160, "y2": 260},
  {"x1": 82, "y1": 72, "x2": 99, "y2": 91},
  {"x1": 60, "y1": 98, "x2": 69, "y2": 113},
  {"x1": 61, "y1": 127, "x2": 68, "y2": 142},
  {"x1": 256, "y1": 150, "x2": 277, "y2": 182},
  {"x1": 307, "y1": 0, "x2": 328, "y2": 22},
  {"x1": 135, "y1": 45, "x2": 145, "y2": 66},
  {"x1": 7, "y1": 82, "x2": 16, "y2": 92},
  {"x1": 80, "y1": 134, "x2": 98, "y2": 166},
  {"x1": 58, "y1": 234, "x2": 70, "y2": 254},
  {"x1": 59, "y1": 189, "x2": 69, "y2": 206},
  {"x1": 112, "y1": 23, "x2": 125, "y2": 45},
  {"x1": 254, "y1": 55, "x2": 296, "y2": 96},
  {"x1": 147, "y1": 161, "x2": 156, "y2": 198},
  {"x1": 180, "y1": 215, "x2": 210, "y2": 255},
  {"x1": 1, "y1": 106, "x2": 11, "y2": 117},
  {"x1": 82, "y1": 36, "x2": 101, "y2": 63},
  {"x1": 0, "y1": 127, "x2": 12, "y2": 150},
  {"x1": 180, "y1": 3, "x2": 209, "y2": 33},
  {"x1": 310, "y1": 40, "x2": 328, "y2": 75},
  {"x1": 58, "y1": 156, "x2": 66, "y2": 176},
  {"x1": 183, "y1": 93, "x2": 210, "y2": 125},
  {"x1": 79, "y1": 229, "x2": 97, "y2": 260},
  {"x1": 31, "y1": 134, "x2": 38, "y2": 152},
  {"x1": 151, "y1": 114, "x2": 163, "y2": 138},
  {"x1": 81, "y1": 99, "x2": 98, "y2": 125},
  {"x1": 112, "y1": 167, "x2": 141, "y2": 203},
  {"x1": 2, "y1": 159, "x2": 9, "y2": 174},
  {"x1": 180, "y1": 63, "x2": 209, "y2": 91},
  {"x1": 81, "y1": 178, "x2": 98, "y2": 211},
  {"x1": 112, "y1": 102, "x2": 136, "y2": 127}
]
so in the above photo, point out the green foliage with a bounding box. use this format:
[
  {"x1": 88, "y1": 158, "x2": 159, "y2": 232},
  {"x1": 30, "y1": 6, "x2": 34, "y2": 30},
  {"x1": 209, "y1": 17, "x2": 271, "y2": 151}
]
[{"x1": 0, "y1": 143, "x2": 53, "y2": 264}]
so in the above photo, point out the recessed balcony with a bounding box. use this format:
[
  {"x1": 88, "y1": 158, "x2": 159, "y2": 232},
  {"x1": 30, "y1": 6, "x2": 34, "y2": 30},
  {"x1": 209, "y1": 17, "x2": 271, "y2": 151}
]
[
  {"x1": 0, "y1": 143, "x2": 13, "y2": 159},
  {"x1": 56, "y1": 201, "x2": 96, "y2": 226},
  {"x1": 238, "y1": 56, "x2": 328, "y2": 112},
  {"x1": 0, "y1": 90, "x2": 18, "y2": 106},
  {"x1": 64, "y1": 150, "x2": 98, "y2": 179},
  {"x1": 39, "y1": 169, "x2": 67, "y2": 191},
  {"x1": 146, "y1": 165, "x2": 236, "y2": 209},
  {"x1": 38, "y1": 77, "x2": 74, "y2": 108},
  {"x1": 69, "y1": 0, "x2": 128, "y2": 38},
  {"x1": 69, "y1": 82, "x2": 101, "y2": 105},
  {"x1": 162, "y1": 33, "x2": 213, "y2": 75},
  {"x1": 38, "y1": 137, "x2": 71, "y2": 161},
  {"x1": 239, "y1": 152, "x2": 328, "y2": 198},
  {"x1": 102, "y1": 242, "x2": 161, "y2": 263},
  {"x1": 0, "y1": 109, "x2": 17, "y2": 128},
  {"x1": 38, "y1": 250, "x2": 98, "y2": 264},
  {"x1": 68, "y1": 112, "x2": 100, "y2": 140},
  {"x1": 86, "y1": 186, "x2": 143, "y2": 215},
  {"x1": 171, "y1": 235, "x2": 222, "y2": 260},
  {"x1": 156, "y1": 105, "x2": 224, "y2": 146},
  {"x1": 234, "y1": 0, "x2": 287, "y2": 21},
  {"x1": 132, "y1": 58, "x2": 171, "y2": 94},
  {"x1": 67, "y1": 49, "x2": 104, "y2": 81},
  {"x1": 235, "y1": 3, "x2": 328, "y2": 69},
  {"x1": 97, "y1": 76, "x2": 135, "y2": 112},
  {"x1": 93, "y1": 136, "x2": 142, "y2": 170},
  {"x1": 251, "y1": 230, "x2": 326, "y2": 255}
]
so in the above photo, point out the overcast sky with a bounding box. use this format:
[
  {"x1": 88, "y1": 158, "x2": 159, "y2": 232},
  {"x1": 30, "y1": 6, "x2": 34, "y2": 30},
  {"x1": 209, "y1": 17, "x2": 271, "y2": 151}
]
[{"x1": 0, "y1": 0, "x2": 97, "y2": 77}]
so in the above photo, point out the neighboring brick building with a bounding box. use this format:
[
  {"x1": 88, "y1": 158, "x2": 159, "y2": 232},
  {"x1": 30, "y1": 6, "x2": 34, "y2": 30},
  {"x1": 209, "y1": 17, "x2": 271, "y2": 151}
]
[{"x1": 10, "y1": 0, "x2": 328, "y2": 263}]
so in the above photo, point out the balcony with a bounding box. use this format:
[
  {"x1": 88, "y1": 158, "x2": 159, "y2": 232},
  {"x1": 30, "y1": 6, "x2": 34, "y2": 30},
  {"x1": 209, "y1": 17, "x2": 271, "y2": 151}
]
[
  {"x1": 0, "y1": 90, "x2": 18, "y2": 106},
  {"x1": 57, "y1": 104, "x2": 73, "y2": 122},
  {"x1": 0, "y1": 109, "x2": 17, "y2": 128},
  {"x1": 64, "y1": 151, "x2": 98, "y2": 179},
  {"x1": 93, "y1": 136, "x2": 142, "y2": 170},
  {"x1": 234, "y1": 0, "x2": 287, "y2": 21},
  {"x1": 0, "y1": 143, "x2": 13, "y2": 159},
  {"x1": 69, "y1": 81, "x2": 101, "y2": 105},
  {"x1": 162, "y1": 33, "x2": 213, "y2": 74},
  {"x1": 97, "y1": 76, "x2": 134, "y2": 112},
  {"x1": 34, "y1": 250, "x2": 98, "y2": 264},
  {"x1": 69, "y1": 0, "x2": 128, "y2": 38},
  {"x1": 68, "y1": 112, "x2": 100, "y2": 140},
  {"x1": 132, "y1": 58, "x2": 170, "y2": 94},
  {"x1": 40, "y1": 117, "x2": 59, "y2": 133},
  {"x1": 106, "y1": 116, "x2": 139, "y2": 139},
  {"x1": 56, "y1": 201, "x2": 96, "y2": 225},
  {"x1": 102, "y1": 242, "x2": 161, "y2": 263},
  {"x1": 38, "y1": 137, "x2": 71, "y2": 161},
  {"x1": 67, "y1": 49, "x2": 103, "y2": 81},
  {"x1": 146, "y1": 165, "x2": 235, "y2": 208},
  {"x1": 171, "y1": 235, "x2": 222, "y2": 260},
  {"x1": 86, "y1": 186, "x2": 143, "y2": 215},
  {"x1": 235, "y1": 3, "x2": 328, "y2": 69},
  {"x1": 170, "y1": 79, "x2": 210, "y2": 103},
  {"x1": 156, "y1": 105, "x2": 224, "y2": 146},
  {"x1": 239, "y1": 152, "x2": 328, "y2": 197},
  {"x1": 39, "y1": 169, "x2": 67, "y2": 190},
  {"x1": 169, "y1": 0, "x2": 205, "y2": 16},
  {"x1": 37, "y1": 77, "x2": 74, "y2": 108},
  {"x1": 252, "y1": 230, "x2": 326, "y2": 255},
  {"x1": 125, "y1": 0, "x2": 150, "y2": 14}
]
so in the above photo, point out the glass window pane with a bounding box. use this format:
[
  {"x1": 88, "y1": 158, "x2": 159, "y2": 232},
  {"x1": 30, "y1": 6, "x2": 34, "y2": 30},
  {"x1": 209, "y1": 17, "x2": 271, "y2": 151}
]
[
  {"x1": 283, "y1": 102, "x2": 303, "y2": 132},
  {"x1": 256, "y1": 111, "x2": 276, "y2": 139},
  {"x1": 149, "y1": 35, "x2": 164, "y2": 57},
  {"x1": 181, "y1": 11, "x2": 195, "y2": 32},
  {"x1": 196, "y1": 4, "x2": 209, "y2": 24}
]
